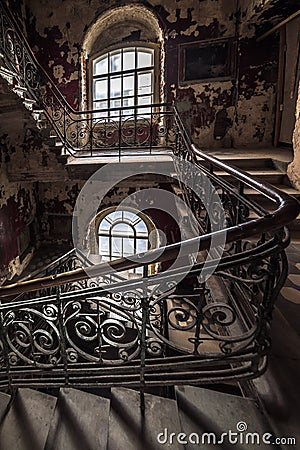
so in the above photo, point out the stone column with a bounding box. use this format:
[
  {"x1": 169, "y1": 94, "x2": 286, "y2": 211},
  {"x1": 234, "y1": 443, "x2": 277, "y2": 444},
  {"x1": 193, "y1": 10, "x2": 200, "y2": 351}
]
[{"x1": 287, "y1": 83, "x2": 300, "y2": 190}]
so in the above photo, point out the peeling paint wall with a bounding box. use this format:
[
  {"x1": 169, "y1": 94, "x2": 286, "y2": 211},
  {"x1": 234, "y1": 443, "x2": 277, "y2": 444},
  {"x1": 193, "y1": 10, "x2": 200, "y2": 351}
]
[
  {"x1": 0, "y1": 85, "x2": 69, "y2": 282},
  {"x1": 22, "y1": 0, "x2": 291, "y2": 148},
  {"x1": 240, "y1": 0, "x2": 299, "y2": 37},
  {"x1": 0, "y1": 145, "x2": 36, "y2": 283},
  {"x1": 1, "y1": 0, "x2": 299, "y2": 280}
]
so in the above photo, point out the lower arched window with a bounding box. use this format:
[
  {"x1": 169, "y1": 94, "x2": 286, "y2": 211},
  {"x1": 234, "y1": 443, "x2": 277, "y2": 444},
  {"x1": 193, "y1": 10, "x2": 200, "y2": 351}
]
[{"x1": 97, "y1": 208, "x2": 156, "y2": 275}]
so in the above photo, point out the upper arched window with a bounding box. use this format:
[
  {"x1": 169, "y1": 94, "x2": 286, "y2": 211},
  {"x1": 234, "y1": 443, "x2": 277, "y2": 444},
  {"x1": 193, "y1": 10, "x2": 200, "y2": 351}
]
[
  {"x1": 92, "y1": 45, "x2": 155, "y2": 117},
  {"x1": 81, "y1": 5, "x2": 164, "y2": 113}
]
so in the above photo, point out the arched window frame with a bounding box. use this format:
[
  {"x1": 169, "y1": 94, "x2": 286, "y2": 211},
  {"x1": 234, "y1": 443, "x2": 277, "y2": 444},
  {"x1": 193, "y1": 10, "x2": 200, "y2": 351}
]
[
  {"x1": 81, "y1": 5, "x2": 165, "y2": 113},
  {"x1": 93, "y1": 207, "x2": 158, "y2": 276},
  {"x1": 88, "y1": 41, "x2": 160, "y2": 116}
]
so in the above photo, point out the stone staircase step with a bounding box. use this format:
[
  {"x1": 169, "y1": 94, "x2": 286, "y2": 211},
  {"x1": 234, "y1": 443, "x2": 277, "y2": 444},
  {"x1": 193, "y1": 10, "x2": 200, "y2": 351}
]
[
  {"x1": 0, "y1": 392, "x2": 10, "y2": 422},
  {"x1": 176, "y1": 386, "x2": 275, "y2": 450},
  {"x1": 207, "y1": 147, "x2": 293, "y2": 164},
  {"x1": 0, "y1": 65, "x2": 17, "y2": 84},
  {"x1": 23, "y1": 98, "x2": 36, "y2": 110},
  {"x1": 215, "y1": 169, "x2": 287, "y2": 185},
  {"x1": 44, "y1": 387, "x2": 110, "y2": 450},
  {"x1": 108, "y1": 387, "x2": 183, "y2": 450},
  {"x1": 198, "y1": 156, "x2": 275, "y2": 170},
  {"x1": 0, "y1": 388, "x2": 56, "y2": 450},
  {"x1": 244, "y1": 185, "x2": 300, "y2": 197}
]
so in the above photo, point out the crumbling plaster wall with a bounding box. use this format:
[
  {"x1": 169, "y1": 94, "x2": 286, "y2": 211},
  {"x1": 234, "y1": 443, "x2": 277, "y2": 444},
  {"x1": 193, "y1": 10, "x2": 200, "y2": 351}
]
[
  {"x1": 23, "y1": 0, "x2": 284, "y2": 149},
  {"x1": 0, "y1": 141, "x2": 36, "y2": 283},
  {"x1": 288, "y1": 84, "x2": 300, "y2": 190},
  {"x1": 0, "y1": 86, "x2": 73, "y2": 281}
]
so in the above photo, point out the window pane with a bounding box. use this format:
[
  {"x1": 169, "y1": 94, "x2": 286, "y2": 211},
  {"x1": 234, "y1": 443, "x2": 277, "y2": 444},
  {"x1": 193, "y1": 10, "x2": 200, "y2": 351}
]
[
  {"x1": 112, "y1": 237, "x2": 122, "y2": 257},
  {"x1": 99, "y1": 218, "x2": 110, "y2": 231},
  {"x1": 99, "y1": 236, "x2": 109, "y2": 254},
  {"x1": 93, "y1": 101, "x2": 108, "y2": 117},
  {"x1": 94, "y1": 78, "x2": 108, "y2": 100},
  {"x1": 123, "y1": 97, "x2": 135, "y2": 116},
  {"x1": 137, "y1": 95, "x2": 152, "y2": 114},
  {"x1": 94, "y1": 55, "x2": 108, "y2": 75},
  {"x1": 124, "y1": 211, "x2": 138, "y2": 222},
  {"x1": 138, "y1": 95, "x2": 152, "y2": 105},
  {"x1": 110, "y1": 100, "x2": 121, "y2": 116},
  {"x1": 138, "y1": 72, "x2": 152, "y2": 95},
  {"x1": 110, "y1": 77, "x2": 121, "y2": 98},
  {"x1": 108, "y1": 211, "x2": 122, "y2": 221},
  {"x1": 123, "y1": 75, "x2": 134, "y2": 97},
  {"x1": 112, "y1": 223, "x2": 133, "y2": 236},
  {"x1": 137, "y1": 50, "x2": 153, "y2": 68},
  {"x1": 123, "y1": 50, "x2": 135, "y2": 70},
  {"x1": 110, "y1": 51, "x2": 122, "y2": 72},
  {"x1": 135, "y1": 220, "x2": 148, "y2": 233},
  {"x1": 94, "y1": 100, "x2": 108, "y2": 110},
  {"x1": 137, "y1": 239, "x2": 148, "y2": 253},
  {"x1": 124, "y1": 237, "x2": 134, "y2": 255}
]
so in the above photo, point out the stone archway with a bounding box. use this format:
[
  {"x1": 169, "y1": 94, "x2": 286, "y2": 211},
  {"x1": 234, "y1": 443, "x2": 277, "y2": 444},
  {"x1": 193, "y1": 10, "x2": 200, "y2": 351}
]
[{"x1": 80, "y1": 4, "x2": 165, "y2": 110}]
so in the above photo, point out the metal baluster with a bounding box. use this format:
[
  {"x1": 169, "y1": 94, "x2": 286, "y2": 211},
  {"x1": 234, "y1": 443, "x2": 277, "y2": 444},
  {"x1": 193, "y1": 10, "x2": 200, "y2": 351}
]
[
  {"x1": 0, "y1": 302, "x2": 13, "y2": 391},
  {"x1": 96, "y1": 299, "x2": 103, "y2": 363},
  {"x1": 57, "y1": 288, "x2": 69, "y2": 386},
  {"x1": 235, "y1": 181, "x2": 244, "y2": 255},
  {"x1": 140, "y1": 265, "x2": 148, "y2": 416},
  {"x1": 149, "y1": 104, "x2": 153, "y2": 155},
  {"x1": 89, "y1": 113, "x2": 93, "y2": 157},
  {"x1": 193, "y1": 283, "x2": 206, "y2": 354}
]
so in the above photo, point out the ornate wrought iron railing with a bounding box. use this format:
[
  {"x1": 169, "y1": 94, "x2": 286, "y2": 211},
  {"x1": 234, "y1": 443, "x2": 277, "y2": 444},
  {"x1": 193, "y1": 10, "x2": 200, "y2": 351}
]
[
  {"x1": 0, "y1": 121, "x2": 298, "y2": 390},
  {"x1": 0, "y1": 0, "x2": 299, "y2": 397},
  {"x1": 8, "y1": 248, "x2": 126, "y2": 302},
  {"x1": 0, "y1": 0, "x2": 176, "y2": 159}
]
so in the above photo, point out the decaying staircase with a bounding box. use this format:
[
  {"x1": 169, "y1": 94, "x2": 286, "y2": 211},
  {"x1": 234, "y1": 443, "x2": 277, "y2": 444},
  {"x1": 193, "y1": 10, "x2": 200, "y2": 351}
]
[
  {"x1": 206, "y1": 148, "x2": 300, "y2": 233},
  {"x1": 0, "y1": 385, "x2": 276, "y2": 450}
]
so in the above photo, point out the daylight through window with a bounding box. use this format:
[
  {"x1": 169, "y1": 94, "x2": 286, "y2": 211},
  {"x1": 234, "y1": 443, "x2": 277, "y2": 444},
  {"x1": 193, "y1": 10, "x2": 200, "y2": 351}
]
[{"x1": 92, "y1": 47, "x2": 154, "y2": 117}]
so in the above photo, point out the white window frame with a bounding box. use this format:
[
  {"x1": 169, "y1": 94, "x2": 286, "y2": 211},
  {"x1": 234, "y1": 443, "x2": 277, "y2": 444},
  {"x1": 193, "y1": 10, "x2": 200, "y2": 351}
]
[{"x1": 89, "y1": 43, "x2": 159, "y2": 118}]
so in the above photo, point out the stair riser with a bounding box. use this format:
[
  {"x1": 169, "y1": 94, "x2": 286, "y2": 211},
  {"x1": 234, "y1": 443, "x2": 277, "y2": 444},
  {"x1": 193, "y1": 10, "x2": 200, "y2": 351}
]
[{"x1": 201, "y1": 158, "x2": 275, "y2": 170}]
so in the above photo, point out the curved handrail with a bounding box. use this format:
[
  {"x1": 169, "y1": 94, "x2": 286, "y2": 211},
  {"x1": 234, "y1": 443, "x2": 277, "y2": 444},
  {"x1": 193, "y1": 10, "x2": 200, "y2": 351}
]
[
  {"x1": 0, "y1": 0, "x2": 299, "y2": 299},
  {"x1": 0, "y1": 144, "x2": 298, "y2": 298}
]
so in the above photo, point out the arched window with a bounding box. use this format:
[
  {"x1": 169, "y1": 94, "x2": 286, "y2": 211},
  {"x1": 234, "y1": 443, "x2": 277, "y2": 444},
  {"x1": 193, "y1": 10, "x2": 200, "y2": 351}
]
[
  {"x1": 81, "y1": 5, "x2": 164, "y2": 112},
  {"x1": 92, "y1": 45, "x2": 155, "y2": 117},
  {"x1": 97, "y1": 208, "x2": 156, "y2": 275}
]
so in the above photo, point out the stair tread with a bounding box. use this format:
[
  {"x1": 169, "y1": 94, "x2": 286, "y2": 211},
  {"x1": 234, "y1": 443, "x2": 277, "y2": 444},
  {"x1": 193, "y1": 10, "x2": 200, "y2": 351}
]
[
  {"x1": 176, "y1": 386, "x2": 273, "y2": 449},
  {"x1": 0, "y1": 388, "x2": 56, "y2": 450},
  {"x1": 206, "y1": 147, "x2": 293, "y2": 163},
  {"x1": 245, "y1": 184, "x2": 300, "y2": 195},
  {"x1": 215, "y1": 169, "x2": 286, "y2": 176},
  {"x1": 45, "y1": 387, "x2": 110, "y2": 450},
  {"x1": 108, "y1": 387, "x2": 183, "y2": 450}
]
